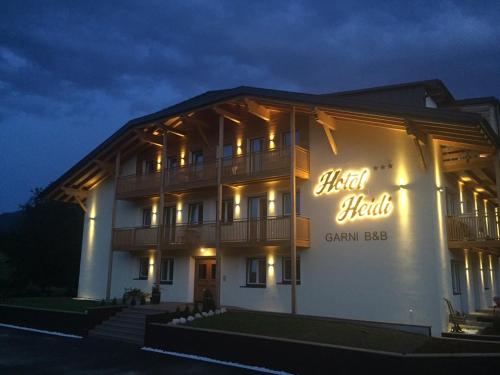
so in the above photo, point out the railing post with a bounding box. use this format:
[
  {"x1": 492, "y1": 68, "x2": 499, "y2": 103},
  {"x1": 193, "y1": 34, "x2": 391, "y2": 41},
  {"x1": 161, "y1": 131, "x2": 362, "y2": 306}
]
[{"x1": 290, "y1": 106, "x2": 297, "y2": 315}]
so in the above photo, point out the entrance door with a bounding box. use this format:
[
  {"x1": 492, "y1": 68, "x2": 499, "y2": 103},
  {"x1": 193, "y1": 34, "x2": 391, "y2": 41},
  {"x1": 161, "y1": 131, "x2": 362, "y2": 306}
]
[
  {"x1": 249, "y1": 138, "x2": 264, "y2": 174},
  {"x1": 163, "y1": 206, "x2": 176, "y2": 244},
  {"x1": 248, "y1": 196, "x2": 267, "y2": 242},
  {"x1": 194, "y1": 258, "x2": 217, "y2": 302}
]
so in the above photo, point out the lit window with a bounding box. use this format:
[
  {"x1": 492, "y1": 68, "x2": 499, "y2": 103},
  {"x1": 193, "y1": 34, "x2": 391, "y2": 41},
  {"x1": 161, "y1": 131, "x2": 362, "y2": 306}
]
[
  {"x1": 139, "y1": 257, "x2": 149, "y2": 280},
  {"x1": 282, "y1": 257, "x2": 301, "y2": 283},
  {"x1": 160, "y1": 258, "x2": 174, "y2": 284},
  {"x1": 246, "y1": 258, "x2": 266, "y2": 286}
]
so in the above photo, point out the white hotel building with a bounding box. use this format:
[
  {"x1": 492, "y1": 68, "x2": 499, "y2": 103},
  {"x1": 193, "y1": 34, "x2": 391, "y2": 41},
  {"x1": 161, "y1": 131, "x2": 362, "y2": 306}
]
[{"x1": 44, "y1": 80, "x2": 500, "y2": 335}]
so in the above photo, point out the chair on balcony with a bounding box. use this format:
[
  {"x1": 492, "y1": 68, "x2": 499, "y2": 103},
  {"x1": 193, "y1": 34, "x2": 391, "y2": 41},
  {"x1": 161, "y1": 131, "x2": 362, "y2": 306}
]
[{"x1": 444, "y1": 298, "x2": 466, "y2": 333}]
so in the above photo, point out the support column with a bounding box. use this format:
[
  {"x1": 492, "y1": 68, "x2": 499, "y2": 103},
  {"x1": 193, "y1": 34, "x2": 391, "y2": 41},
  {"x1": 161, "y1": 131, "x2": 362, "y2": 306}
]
[
  {"x1": 106, "y1": 151, "x2": 121, "y2": 300},
  {"x1": 216, "y1": 115, "x2": 224, "y2": 308},
  {"x1": 494, "y1": 152, "x2": 500, "y2": 238},
  {"x1": 155, "y1": 132, "x2": 168, "y2": 287},
  {"x1": 290, "y1": 107, "x2": 297, "y2": 314}
]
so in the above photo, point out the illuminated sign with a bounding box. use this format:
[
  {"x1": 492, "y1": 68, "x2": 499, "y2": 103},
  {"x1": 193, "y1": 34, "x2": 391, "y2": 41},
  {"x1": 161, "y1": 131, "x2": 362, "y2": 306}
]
[{"x1": 314, "y1": 168, "x2": 394, "y2": 223}]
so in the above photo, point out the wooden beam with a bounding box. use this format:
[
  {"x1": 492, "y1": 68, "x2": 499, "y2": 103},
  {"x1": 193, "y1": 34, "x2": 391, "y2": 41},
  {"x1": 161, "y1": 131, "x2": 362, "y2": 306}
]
[
  {"x1": 315, "y1": 108, "x2": 336, "y2": 130},
  {"x1": 135, "y1": 130, "x2": 163, "y2": 147},
  {"x1": 405, "y1": 120, "x2": 427, "y2": 170},
  {"x1": 94, "y1": 160, "x2": 114, "y2": 174},
  {"x1": 244, "y1": 98, "x2": 270, "y2": 121},
  {"x1": 437, "y1": 139, "x2": 494, "y2": 153},
  {"x1": 321, "y1": 122, "x2": 338, "y2": 155},
  {"x1": 62, "y1": 187, "x2": 89, "y2": 198},
  {"x1": 74, "y1": 196, "x2": 87, "y2": 213},
  {"x1": 195, "y1": 123, "x2": 209, "y2": 146},
  {"x1": 443, "y1": 156, "x2": 493, "y2": 173},
  {"x1": 214, "y1": 106, "x2": 241, "y2": 124}
]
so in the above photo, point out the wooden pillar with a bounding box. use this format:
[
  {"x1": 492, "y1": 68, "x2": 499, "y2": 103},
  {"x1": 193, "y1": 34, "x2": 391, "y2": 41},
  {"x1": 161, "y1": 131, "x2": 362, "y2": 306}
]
[
  {"x1": 106, "y1": 151, "x2": 121, "y2": 300},
  {"x1": 216, "y1": 115, "x2": 224, "y2": 308},
  {"x1": 494, "y1": 152, "x2": 500, "y2": 235},
  {"x1": 290, "y1": 107, "x2": 297, "y2": 314},
  {"x1": 155, "y1": 132, "x2": 168, "y2": 286}
]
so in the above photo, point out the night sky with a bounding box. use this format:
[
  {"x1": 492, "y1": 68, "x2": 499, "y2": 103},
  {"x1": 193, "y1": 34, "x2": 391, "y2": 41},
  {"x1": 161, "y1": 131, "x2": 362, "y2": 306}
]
[{"x1": 1, "y1": 1, "x2": 500, "y2": 213}]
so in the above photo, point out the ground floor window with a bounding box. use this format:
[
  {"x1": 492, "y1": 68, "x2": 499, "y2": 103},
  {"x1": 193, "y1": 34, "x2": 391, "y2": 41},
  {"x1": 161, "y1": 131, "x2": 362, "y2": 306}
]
[
  {"x1": 160, "y1": 257, "x2": 174, "y2": 284},
  {"x1": 483, "y1": 264, "x2": 491, "y2": 290},
  {"x1": 246, "y1": 258, "x2": 266, "y2": 287},
  {"x1": 139, "y1": 257, "x2": 149, "y2": 280},
  {"x1": 450, "y1": 260, "x2": 461, "y2": 295},
  {"x1": 282, "y1": 256, "x2": 301, "y2": 283}
]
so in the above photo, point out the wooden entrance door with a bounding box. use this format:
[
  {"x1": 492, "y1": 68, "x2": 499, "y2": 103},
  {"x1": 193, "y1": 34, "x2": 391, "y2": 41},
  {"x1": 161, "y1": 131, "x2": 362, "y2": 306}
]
[{"x1": 194, "y1": 258, "x2": 217, "y2": 302}]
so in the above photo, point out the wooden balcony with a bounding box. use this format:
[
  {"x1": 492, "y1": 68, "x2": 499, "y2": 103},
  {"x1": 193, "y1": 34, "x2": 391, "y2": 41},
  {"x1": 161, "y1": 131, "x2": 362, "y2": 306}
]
[
  {"x1": 112, "y1": 226, "x2": 159, "y2": 251},
  {"x1": 161, "y1": 216, "x2": 310, "y2": 249},
  {"x1": 116, "y1": 172, "x2": 161, "y2": 199},
  {"x1": 164, "y1": 161, "x2": 218, "y2": 192},
  {"x1": 447, "y1": 214, "x2": 500, "y2": 249},
  {"x1": 112, "y1": 216, "x2": 310, "y2": 251},
  {"x1": 222, "y1": 146, "x2": 310, "y2": 184}
]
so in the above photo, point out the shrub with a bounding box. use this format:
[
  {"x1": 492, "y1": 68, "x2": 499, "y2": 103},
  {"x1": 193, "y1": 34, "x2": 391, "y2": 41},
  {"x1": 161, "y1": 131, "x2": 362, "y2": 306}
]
[
  {"x1": 184, "y1": 304, "x2": 191, "y2": 315},
  {"x1": 140, "y1": 295, "x2": 146, "y2": 305},
  {"x1": 192, "y1": 303, "x2": 200, "y2": 315},
  {"x1": 100, "y1": 299, "x2": 106, "y2": 306},
  {"x1": 111, "y1": 298, "x2": 117, "y2": 305}
]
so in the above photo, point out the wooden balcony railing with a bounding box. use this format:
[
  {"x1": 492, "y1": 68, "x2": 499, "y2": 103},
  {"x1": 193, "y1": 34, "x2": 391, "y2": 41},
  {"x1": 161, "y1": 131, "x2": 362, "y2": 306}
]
[
  {"x1": 112, "y1": 226, "x2": 159, "y2": 250},
  {"x1": 116, "y1": 172, "x2": 161, "y2": 199},
  {"x1": 116, "y1": 147, "x2": 310, "y2": 198},
  {"x1": 160, "y1": 216, "x2": 311, "y2": 249},
  {"x1": 447, "y1": 214, "x2": 500, "y2": 244},
  {"x1": 164, "y1": 161, "x2": 218, "y2": 191},
  {"x1": 221, "y1": 146, "x2": 310, "y2": 183}
]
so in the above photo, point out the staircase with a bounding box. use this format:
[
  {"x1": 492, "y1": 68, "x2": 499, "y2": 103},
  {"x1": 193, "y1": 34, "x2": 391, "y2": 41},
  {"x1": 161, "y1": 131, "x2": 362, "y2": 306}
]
[{"x1": 89, "y1": 306, "x2": 166, "y2": 345}]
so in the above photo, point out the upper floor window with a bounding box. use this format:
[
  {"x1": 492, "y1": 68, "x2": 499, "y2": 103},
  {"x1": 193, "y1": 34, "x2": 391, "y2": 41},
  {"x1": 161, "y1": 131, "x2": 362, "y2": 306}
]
[
  {"x1": 283, "y1": 192, "x2": 300, "y2": 215},
  {"x1": 142, "y1": 208, "x2": 152, "y2": 227},
  {"x1": 190, "y1": 151, "x2": 204, "y2": 166},
  {"x1": 167, "y1": 156, "x2": 178, "y2": 170},
  {"x1": 142, "y1": 159, "x2": 156, "y2": 175},
  {"x1": 188, "y1": 202, "x2": 203, "y2": 225},
  {"x1": 221, "y1": 200, "x2": 234, "y2": 223},
  {"x1": 283, "y1": 131, "x2": 300, "y2": 148}
]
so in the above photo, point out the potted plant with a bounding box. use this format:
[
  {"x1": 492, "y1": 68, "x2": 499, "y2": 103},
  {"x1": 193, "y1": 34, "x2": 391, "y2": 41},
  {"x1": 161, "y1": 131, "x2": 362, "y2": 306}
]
[{"x1": 151, "y1": 284, "x2": 161, "y2": 304}]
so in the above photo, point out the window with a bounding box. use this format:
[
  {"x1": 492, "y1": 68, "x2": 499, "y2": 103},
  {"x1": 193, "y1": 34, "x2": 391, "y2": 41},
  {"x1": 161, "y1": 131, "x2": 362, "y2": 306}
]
[
  {"x1": 142, "y1": 159, "x2": 156, "y2": 175},
  {"x1": 483, "y1": 266, "x2": 491, "y2": 290},
  {"x1": 190, "y1": 150, "x2": 204, "y2": 166},
  {"x1": 246, "y1": 258, "x2": 266, "y2": 286},
  {"x1": 142, "y1": 208, "x2": 152, "y2": 227},
  {"x1": 167, "y1": 156, "x2": 178, "y2": 169},
  {"x1": 450, "y1": 260, "x2": 461, "y2": 295},
  {"x1": 283, "y1": 131, "x2": 300, "y2": 148},
  {"x1": 221, "y1": 200, "x2": 234, "y2": 223},
  {"x1": 160, "y1": 258, "x2": 174, "y2": 284},
  {"x1": 283, "y1": 257, "x2": 301, "y2": 283},
  {"x1": 188, "y1": 203, "x2": 203, "y2": 224},
  {"x1": 139, "y1": 257, "x2": 149, "y2": 280},
  {"x1": 283, "y1": 192, "x2": 300, "y2": 215},
  {"x1": 222, "y1": 144, "x2": 233, "y2": 167}
]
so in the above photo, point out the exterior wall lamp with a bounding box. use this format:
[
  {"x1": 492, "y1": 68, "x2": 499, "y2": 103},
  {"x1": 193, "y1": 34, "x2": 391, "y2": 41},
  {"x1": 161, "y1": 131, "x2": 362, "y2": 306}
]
[{"x1": 437, "y1": 187, "x2": 445, "y2": 193}]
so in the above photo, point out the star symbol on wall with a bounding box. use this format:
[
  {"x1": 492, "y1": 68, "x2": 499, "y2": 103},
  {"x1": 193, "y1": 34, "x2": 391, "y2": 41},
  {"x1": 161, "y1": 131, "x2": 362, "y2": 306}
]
[{"x1": 373, "y1": 166, "x2": 378, "y2": 171}]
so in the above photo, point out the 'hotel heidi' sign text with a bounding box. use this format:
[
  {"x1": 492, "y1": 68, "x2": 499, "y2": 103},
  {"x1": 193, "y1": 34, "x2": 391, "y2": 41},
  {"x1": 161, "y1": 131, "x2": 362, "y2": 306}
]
[{"x1": 313, "y1": 168, "x2": 393, "y2": 223}]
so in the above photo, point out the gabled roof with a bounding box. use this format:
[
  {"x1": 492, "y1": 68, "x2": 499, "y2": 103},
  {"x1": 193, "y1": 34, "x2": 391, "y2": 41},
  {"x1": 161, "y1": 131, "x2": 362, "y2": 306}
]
[{"x1": 41, "y1": 82, "x2": 500, "y2": 203}]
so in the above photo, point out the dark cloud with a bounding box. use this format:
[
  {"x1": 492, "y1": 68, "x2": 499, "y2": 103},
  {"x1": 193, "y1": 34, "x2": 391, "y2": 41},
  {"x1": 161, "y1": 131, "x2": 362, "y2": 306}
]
[{"x1": 1, "y1": 0, "x2": 500, "y2": 212}]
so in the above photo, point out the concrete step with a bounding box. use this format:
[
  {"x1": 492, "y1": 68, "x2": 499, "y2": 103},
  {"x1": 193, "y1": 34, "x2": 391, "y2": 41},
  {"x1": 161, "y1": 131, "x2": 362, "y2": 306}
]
[
  {"x1": 99, "y1": 320, "x2": 145, "y2": 331},
  {"x1": 89, "y1": 331, "x2": 143, "y2": 345},
  {"x1": 92, "y1": 325, "x2": 144, "y2": 337}
]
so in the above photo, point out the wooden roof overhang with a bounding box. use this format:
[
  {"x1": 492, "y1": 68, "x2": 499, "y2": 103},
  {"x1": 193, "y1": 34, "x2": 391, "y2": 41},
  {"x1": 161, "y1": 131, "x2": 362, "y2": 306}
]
[{"x1": 43, "y1": 88, "x2": 499, "y2": 206}]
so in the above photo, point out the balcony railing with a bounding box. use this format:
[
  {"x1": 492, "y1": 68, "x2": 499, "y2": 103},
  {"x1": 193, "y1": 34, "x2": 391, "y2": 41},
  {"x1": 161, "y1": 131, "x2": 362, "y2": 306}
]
[
  {"x1": 116, "y1": 146, "x2": 310, "y2": 199},
  {"x1": 112, "y1": 226, "x2": 159, "y2": 250},
  {"x1": 164, "y1": 161, "x2": 218, "y2": 191},
  {"x1": 447, "y1": 214, "x2": 500, "y2": 243},
  {"x1": 221, "y1": 146, "x2": 310, "y2": 183},
  {"x1": 112, "y1": 216, "x2": 310, "y2": 250},
  {"x1": 116, "y1": 172, "x2": 161, "y2": 199}
]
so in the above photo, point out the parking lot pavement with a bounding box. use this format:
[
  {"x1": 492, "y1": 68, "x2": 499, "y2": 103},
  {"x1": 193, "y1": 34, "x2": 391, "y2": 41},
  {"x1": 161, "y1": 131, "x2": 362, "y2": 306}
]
[{"x1": 0, "y1": 326, "x2": 256, "y2": 374}]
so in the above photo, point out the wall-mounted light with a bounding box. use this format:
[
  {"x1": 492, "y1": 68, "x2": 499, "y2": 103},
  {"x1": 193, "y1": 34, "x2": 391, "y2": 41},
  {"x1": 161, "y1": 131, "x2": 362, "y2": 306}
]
[
  {"x1": 200, "y1": 247, "x2": 206, "y2": 254},
  {"x1": 437, "y1": 187, "x2": 445, "y2": 193},
  {"x1": 398, "y1": 184, "x2": 408, "y2": 190},
  {"x1": 89, "y1": 216, "x2": 96, "y2": 221}
]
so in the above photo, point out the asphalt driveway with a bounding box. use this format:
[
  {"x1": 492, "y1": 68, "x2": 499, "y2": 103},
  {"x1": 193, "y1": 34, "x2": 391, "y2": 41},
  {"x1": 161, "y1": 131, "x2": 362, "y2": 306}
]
[{"x1": 0, "y1": 327, "x2": 257, "y2": 374}]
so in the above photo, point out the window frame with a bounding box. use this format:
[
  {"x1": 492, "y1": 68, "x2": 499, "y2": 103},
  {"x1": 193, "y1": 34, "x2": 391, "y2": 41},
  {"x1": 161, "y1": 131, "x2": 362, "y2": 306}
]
[
  {"x1": 282, "y1": 191, "x2": 301, "y2": 216},
  {"x1": 450, "y1": 260, "x2": 461, "y2": 295},
  {"x1": 138, "y1": 256, "x2": 149, "y2": 280},
  {"x1": 142, "y1": 208, "x2": 152, "y2": 227},
  {"x1": 188, "y1": 202, "x2": 203, "y2": 225},
  {"x1": 160, "y1": 257, "x2": 174, "y2": 284},
  {"x1": 246, "y1": 257, "x2": 266, "y2": 287},
  {"x1": 282, "y1": 256, "x2": 301, "y2": 284}
]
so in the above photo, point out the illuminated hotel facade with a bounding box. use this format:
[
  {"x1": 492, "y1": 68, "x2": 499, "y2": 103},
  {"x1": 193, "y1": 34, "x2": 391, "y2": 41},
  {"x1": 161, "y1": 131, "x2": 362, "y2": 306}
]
[{"x1": 44, "y1": 80, "x2": 500, "y2": 335}]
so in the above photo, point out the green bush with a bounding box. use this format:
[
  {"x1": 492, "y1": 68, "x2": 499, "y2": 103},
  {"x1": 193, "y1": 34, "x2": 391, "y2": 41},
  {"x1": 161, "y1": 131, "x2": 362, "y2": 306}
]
[{"x1": 111, "y1": 298, "x2": 117, "y2": 305}]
